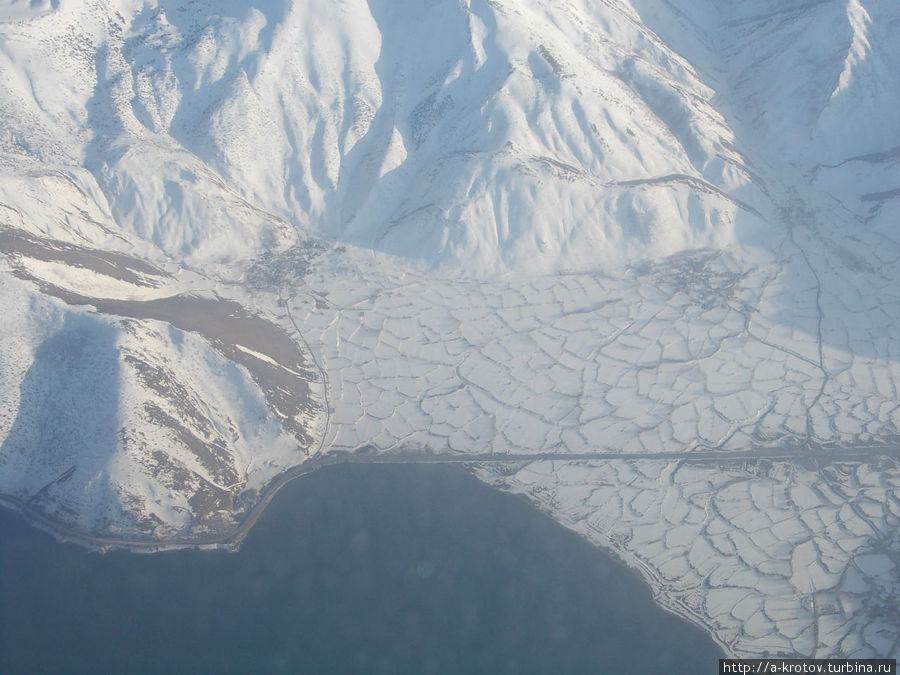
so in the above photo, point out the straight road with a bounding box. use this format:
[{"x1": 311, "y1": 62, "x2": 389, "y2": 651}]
[{"x1": 2, "y1": 443, "x2": 896, "y2": 554}]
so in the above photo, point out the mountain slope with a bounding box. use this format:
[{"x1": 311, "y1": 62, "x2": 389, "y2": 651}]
[{"x1": 1, "y1": 0, "x2": 776, "y2": 275}]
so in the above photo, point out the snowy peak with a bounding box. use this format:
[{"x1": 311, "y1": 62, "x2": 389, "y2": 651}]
[
  {"x1": 1, "y1": 0, "x2": 777, "y2": 276},
  {"x1": 833, "y1": 0, "x2": 873, "y2": 98},
  {"x1": 678, "y1": 0, "x2": 900, "y2": 167},
  {"x1": 2, "y1": 0, "x2": 898, "y2": 275}
]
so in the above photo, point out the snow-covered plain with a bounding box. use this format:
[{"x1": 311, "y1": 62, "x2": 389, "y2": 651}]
[{"x1": 1, "y1": 0, "x2": 899, "y2": 660}]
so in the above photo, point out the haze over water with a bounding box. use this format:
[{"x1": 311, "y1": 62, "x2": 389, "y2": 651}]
[{"x1": 1, "y1": 463, "x2": 722, "y2": 673}]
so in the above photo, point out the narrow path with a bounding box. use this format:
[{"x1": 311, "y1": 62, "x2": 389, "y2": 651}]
[{"x1": 280, "y1": 287, "x2": 331, "y2": 457}]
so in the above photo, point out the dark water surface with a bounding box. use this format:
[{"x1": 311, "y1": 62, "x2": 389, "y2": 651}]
[{"x1": 1, "y1": 464, "x2": 722, "y2": 674}]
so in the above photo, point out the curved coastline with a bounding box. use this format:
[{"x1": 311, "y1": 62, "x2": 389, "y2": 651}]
[
  {"x1": 1, "y1": 461, "x2": 727, "y2": 673},
  {"x1": 0, "y1": 448, "x2": 737, "y2": 657},
  {"x1": 3, "y1": 444, "x2": 898, "y2": 660}
]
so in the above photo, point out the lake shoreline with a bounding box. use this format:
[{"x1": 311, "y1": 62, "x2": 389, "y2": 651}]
[
  {"x1": 1, "y1": 461, "x2": 725, "y2": 673},
  {"x1": 1, "y1": 454, "x2": 732, "y2": 663}
]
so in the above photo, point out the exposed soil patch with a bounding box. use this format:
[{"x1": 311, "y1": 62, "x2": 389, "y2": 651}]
[{"x1": 0, "y1": 227, "x2": 166, "y2": 286}]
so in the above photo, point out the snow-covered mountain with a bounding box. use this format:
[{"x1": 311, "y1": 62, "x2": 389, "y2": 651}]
[
  {"x1": 1, "y1": 0, "x2": 899, "y2": 659},
  {"x1": 0, "y1": 0, "x2": 777, "y2": 274},
  {"x1": 4, "y1": 0, "x2": 897, "y2": 272}
]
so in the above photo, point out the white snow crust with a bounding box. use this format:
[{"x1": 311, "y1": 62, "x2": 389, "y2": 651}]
[{"x1": 1, "y1": 0, "x2": 899, "y2": 660}]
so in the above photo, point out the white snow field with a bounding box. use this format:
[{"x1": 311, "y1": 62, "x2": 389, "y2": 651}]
[{"x1": 1, "y1": 0, "x2": 899, "y2": 659}]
